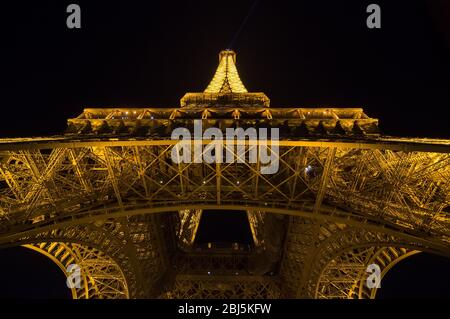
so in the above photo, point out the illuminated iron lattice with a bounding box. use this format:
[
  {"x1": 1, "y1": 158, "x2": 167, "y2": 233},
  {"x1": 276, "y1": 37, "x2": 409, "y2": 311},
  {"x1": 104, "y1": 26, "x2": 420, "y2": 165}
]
[{"x1": 0, "y1": 50, "x2": 449, "y2": 299}]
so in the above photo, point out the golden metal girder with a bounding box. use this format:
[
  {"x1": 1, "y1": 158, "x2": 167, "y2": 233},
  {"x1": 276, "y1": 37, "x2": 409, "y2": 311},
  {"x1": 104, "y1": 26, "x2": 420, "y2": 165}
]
[
  {"x1": 177, "y1": 209, "x2": 202, "y2": 247},
  {"x1": 25, "y1": 242, "x2": 129, "y2": 299},
  {"x1": 0, "y1": 140, "x2": 449, "y2": 250},
  {"x1": 315, "y1": 246, "x2": 420, "y2": 299},
  {"x1": 161, "y1": 275, "x2": 281, "y2": 299}
]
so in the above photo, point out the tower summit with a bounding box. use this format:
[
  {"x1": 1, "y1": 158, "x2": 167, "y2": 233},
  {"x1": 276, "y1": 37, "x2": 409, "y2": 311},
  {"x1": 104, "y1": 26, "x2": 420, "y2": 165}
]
[
  {"x1": 66, "y1": 50, "x2": 380, "y2": 136},
  {"x1": 204, "y1": 50, "x2": 248, "y2": 93},
  {"x1": 180, "y1": 50, "x2": 270, "y2": 107}
]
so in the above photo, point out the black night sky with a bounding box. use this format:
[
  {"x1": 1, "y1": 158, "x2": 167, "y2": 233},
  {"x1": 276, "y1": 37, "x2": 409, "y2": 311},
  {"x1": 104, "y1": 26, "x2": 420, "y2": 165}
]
[{"x1": 2, "y1": 0, "x2": 450, "y2": 298}]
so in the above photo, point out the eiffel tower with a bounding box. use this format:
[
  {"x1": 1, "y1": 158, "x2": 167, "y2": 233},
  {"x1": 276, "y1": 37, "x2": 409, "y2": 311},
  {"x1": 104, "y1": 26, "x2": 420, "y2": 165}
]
[{"x1": 0, "y1": 50, "x2": 449, "y2": 299}]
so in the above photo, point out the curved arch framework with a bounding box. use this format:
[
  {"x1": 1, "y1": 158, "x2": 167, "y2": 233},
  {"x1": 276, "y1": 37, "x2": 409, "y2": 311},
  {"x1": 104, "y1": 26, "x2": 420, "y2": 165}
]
[
  {"x1": 0, "y1": 210, "x2": 448, "y2": 299},
  {"x1": 361, "y1": 248, "x2": 420, "y2": 299},
  {"x1": 0, "y1": 211, "x2": 446, "y2": 299},
  {"x1": 275, "y1": 216, "x2": 442, "y2": 299},
  {"x1": 315, "y1": 246, "x2": 420, "y2": 299},
  {"x1": 24, "y1": 242, "x2": 129, "y2": 299},
  {"x1": 5, "y1": 213, "x2": 173, "y2": 299}
]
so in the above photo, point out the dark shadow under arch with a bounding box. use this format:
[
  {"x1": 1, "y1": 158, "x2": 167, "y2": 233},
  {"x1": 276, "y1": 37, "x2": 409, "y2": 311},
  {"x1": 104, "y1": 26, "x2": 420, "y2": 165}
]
[
  {"x1": 377, "y1": 252, "x2": 450, "y2": 298},
  {"x1": 195, "y1": 210, "x2": 254, "y2": 245},
  {"x1": 0, "y1": 246, "x2": 71, "y2": 299}
]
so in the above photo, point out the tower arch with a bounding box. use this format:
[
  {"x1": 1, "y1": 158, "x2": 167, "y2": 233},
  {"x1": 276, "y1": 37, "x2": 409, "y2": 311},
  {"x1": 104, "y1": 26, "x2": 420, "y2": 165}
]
[{"x1": 24, "y1": 242, "x2": 129, "y2": 299}]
